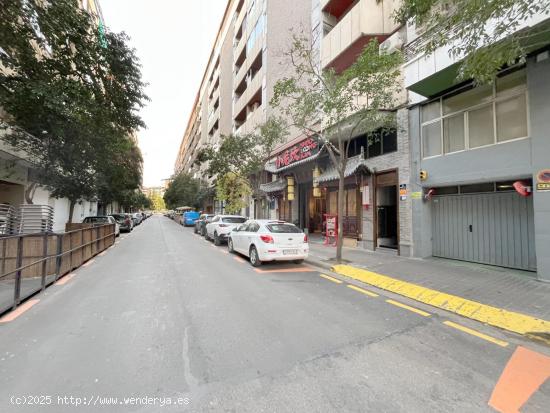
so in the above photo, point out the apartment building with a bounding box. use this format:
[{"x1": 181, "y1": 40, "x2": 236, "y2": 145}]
[
  {"x1": 174, "y1": 0, "x2": 313, "y2": 214},
  {"x1": 259, "y1": 0, "x2": 414, "y2": 254},
  {"x1": 403, "y1": 12, "x2": 550, "y2": 279},
  {"x1": 0, "y1": 0, "x2": 106, "y2": 231}
]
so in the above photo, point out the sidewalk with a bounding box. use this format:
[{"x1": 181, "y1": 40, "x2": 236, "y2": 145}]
[{"x1": 305, "y1": 239, "x2": 550, "y2": 325}]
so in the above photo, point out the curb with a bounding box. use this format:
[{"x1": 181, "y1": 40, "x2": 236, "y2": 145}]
[
  {"x1": 304, "y1": 257, "x2": 333, "y2": 271},
  {"x1": 331, "y1": 264, "x2": 550, "y2": 339}
]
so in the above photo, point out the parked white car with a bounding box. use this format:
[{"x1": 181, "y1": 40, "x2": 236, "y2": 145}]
[
  {"x1": 205, "y1": 215, "x2": 247, "y2": 245},
  {"x1": 227, "y1": 220, "x2": 309, "y2": 267}
]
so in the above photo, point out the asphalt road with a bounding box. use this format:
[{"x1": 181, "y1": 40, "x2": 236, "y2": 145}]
[{"x1": 0, "y1": 215, "x2": 548, "y2": 412}]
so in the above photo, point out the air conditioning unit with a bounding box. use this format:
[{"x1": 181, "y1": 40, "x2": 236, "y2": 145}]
[{"x1": 380, "y1": 32, "x2": 405, "y2": 55}]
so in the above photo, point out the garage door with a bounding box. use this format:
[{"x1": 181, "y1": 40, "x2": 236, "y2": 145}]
[{"x1": 432, "y1": 192, "x2": 536, "y2": 271}]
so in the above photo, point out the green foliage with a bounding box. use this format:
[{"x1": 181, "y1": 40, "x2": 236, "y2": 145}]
[
  {"x1": 163, "y1": 173, "x2": 201, "y2": 210},
  {"x1": 0, "y1": 0, "x2": 148, "y2": 217},
  {"x1": 196, "y1": 117, "x2": 287, "y2": 180},
  {"x1": 216, "y1": 172, "x2": 252, "y2": 215},
  {"x1": 149, "y1": 193, "x2": 166, "y2": 211},
  {"x1": 118, "y1": 190, "x2": 150, "y2": 211},
  {"x1": 394, "y1": 0, "x2": 550, "y2": 83}
]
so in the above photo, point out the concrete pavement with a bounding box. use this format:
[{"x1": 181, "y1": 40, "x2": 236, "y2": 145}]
[{"x1": 0, "y1": 215, "x2": 549, "y2": 412}]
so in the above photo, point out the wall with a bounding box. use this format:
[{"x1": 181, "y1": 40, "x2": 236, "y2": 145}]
[
  {"x1": 361, "y1": 108, "x2": 413, "y2": 256},
  {"x1": 528, "y1": 53, "x2": 550, "y2": 281}
]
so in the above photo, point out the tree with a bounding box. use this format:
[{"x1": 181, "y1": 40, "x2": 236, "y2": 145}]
[
  {"x1": 149, "y1": 193, "x2": 166, "y2": 211},
  {"x1": 163, "y1": 172, "x2": 201, "y2": 210},
  {"x1": 271, "y1": 35, "x2": 402, "y2": 262},
  {"x1": 196, "y1": 117, "x2": 287, "y2": 212},
  {"x1": 216, "y1": 172, "x2": 252, "y2": 214},
  {"x1": 394, "y1": 0, "x2": 550, "y2": 83},
  {"x1": 0, "y1": 0, "x2": 148, "y2": 222}
]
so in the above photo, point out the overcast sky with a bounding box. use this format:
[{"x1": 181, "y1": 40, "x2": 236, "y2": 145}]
[{"x1": 100, "y1": 0, "x2": 228, "y2": 188}]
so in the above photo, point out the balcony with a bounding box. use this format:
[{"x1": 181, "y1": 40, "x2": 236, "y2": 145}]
[
  {"x1": 234, "y1": 35, "x2": 246, "y2": 64},
  {"x1": 234, "y1": 62, "x2": 247, "y2": 91},
  {"x1": 242, "y1": 105, "x2": 265, "y2": 135},
  {"x1": 321, "y1": 0, "x2": 400, "y2": 71}
]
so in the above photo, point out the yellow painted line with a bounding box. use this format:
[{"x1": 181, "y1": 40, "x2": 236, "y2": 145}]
[
  {"x1": 443, "y1": 321, "x2": 509, "y2": 347},
  {"x1": 347, "y1": 284, "x2": 379, "y2": 297},
  {"x1": 386, "y1": 299, "x2": 431, "y2": 317},
  {"x1": 319, "y1": 274, "x2": 343, "y2": 284},
  {"x1": 332, "y1": 264, "x2": 550, "y2": 336}
]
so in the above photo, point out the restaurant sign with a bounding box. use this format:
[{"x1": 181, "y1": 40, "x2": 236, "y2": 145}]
[{"x1": 275, "y1": 137, "x2": 319, "y2": 169}]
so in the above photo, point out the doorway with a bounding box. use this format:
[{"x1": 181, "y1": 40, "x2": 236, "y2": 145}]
[{"x1": 375, "y1": 170, "x2": 399, "y2": 250}]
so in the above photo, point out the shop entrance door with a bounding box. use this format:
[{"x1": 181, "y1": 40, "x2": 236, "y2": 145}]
[{"x1": 375, "y1": 170, "x2": 399, "y2": 250}]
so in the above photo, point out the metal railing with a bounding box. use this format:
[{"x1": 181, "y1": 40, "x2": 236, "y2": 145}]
[{"x1": 0, "y1": 224, "x2": 116, "y2": 315}]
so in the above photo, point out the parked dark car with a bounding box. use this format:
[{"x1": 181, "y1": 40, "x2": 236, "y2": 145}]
[
  {"x1": 110, "y1": 213, "x2": 133, "y2": 233},
  {"x1": 194, "y1": 214, "x2": 215, "y2": 235}
]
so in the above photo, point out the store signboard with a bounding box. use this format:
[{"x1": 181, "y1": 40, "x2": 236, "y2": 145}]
[{"x1": 275, "y1": 137, "x2": 319, "y2": 169}]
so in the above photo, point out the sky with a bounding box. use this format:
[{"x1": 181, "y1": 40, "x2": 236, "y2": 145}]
[{"x1": 100, "y1": 0, "x2": 228, "y2": 188}]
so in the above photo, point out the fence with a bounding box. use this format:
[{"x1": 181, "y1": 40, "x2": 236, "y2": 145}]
[{"x1": 0, "y1": 224, "x2": 116, "y2": 315}]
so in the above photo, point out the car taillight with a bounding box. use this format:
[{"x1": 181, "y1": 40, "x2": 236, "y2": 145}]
[
  {"x1": 303, "y1": 234, "x2": 308, "y2": 243},
  {"x1": 260, "y1": 235, "x2": 274, "y2": 243},
  {"x1": 125, "y1": 218, "x2": 131, "y2": 225}
]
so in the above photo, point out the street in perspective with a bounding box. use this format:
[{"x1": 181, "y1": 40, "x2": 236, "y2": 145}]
[{"x1": 1, "y1": 0, "x2": 550, "y2": 412}]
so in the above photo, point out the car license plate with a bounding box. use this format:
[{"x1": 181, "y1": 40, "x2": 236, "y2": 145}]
[{"x1": 283, "y1": 249, "x2": 298, "y2": 255}]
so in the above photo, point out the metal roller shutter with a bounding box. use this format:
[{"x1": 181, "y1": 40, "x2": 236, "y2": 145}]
[{"x1": 432, "y1": 192, "x2": 536, "y2": 271}]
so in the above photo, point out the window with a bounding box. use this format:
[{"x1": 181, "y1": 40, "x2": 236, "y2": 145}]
[
  {"x1": 460, "y1": 183, "x2": 495, "y2": 193},
  {"x1": 422, "y1": 121, "x2": 442, "y2": 158},
  {"x1": 248, "y1": 222, "x2": 260, "y2": 232},
  {"x1": 365, "y1": 129, "x2": 397, "y2": 159},
  {"x1": 443, "y1": 114, "x2": 465, "y2": 153},
  {"x1": 222, "y1": 217, "x2": 247, "y2": 224},
  {"x1": 266, "y1": 224, "x2": 302, "y2": 233},
  {"x1": 420, "y1": 68, "x2": 527, "y2": 158},
  {"x1": 246, "y1": 14, "x2": 265, "y2": 52},
  {"x1": 468, "y1": 104, "x2": 494, "y2": 148},
  {"x1": 496, "y1": 94, "x2": 527, "y2": 142}
]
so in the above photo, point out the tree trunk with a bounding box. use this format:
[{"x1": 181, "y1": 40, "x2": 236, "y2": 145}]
[
  {"x1": 336, "y1": 168, "x2": 345, "y2": 262},
  {"x1": 67, "y1": 200, "x2": 76, "y2": 224},
  {"x1": 24, "y1": 182, "x2": 37, "y2": 204}
]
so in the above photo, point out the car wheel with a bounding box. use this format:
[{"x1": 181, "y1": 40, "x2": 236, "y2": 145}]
[
  {"x1": 249, "y1": 246, "x2": 262, "y2": 267},
  {"x1": 294, "y1": 259, "x2": 304, "y2": 264},
  {"x1": 228, "y1": 238, "x2": 235, "y2": 253},
  {"x1": 214, "y1": 232, "x2": 221, "y2": 246}
]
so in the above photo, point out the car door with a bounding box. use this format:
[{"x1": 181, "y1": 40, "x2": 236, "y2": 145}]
[
  {"x1": 207, "y1": 216, "x2": 219, "y2": 237},
  {"x1": 243, "y1": 221, "x2": 260, "y2": 254},
  {"x1": 232, "y1": 223, "x2": 248, "y2": 253}
]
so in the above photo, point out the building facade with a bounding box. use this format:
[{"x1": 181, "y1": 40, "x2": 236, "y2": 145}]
[
  {"x1": 403, "y1": 13, "x2": 550, "y2": 280},
  {"x1": 174, "y1": 0, "x2": 314, "y2": 215},
  {"x1": 259, "y1": 0, "x2": 412, "y2": 253}
]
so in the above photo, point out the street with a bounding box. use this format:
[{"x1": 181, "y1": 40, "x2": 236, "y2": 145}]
[{"x1": 0, "y1": 215, "x2": 548, "y2": 412}]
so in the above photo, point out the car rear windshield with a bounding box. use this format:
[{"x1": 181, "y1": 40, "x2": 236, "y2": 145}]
[
  {"x1": 222, "y1": 217, "x2": 246, "y2": 223},
  {"x1": 266, "y1": 224, "x2": 302, "y2": 233},
  {"x1": 86, "y1": 217, "x2": 109, "y2": 223},
  {"x1": 111, "y1": 214, "x2": 125, "y2": 220}
]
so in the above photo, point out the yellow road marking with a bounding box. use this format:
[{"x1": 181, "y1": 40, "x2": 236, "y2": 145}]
[
  {"x1": 386, "y1": 299, "x2": 431, "y2": 317},
  {"x1": 319, "y1": 274, "x2": 343, "y2": 284},
  {"x1": 332, "y1": 264, "x2": 550, "y2": 336},
  {"x1": 443, "y1": 321, "x2": 509, "y2": 347},
  {"x1": 347, "y1": 284, "x2": 379, "y2": 297}
]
